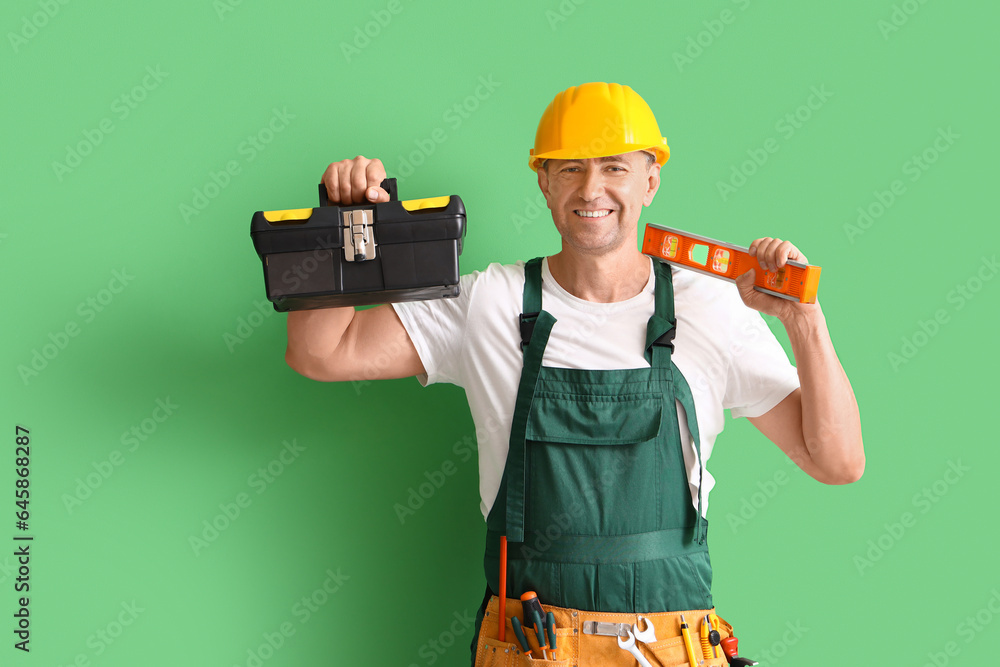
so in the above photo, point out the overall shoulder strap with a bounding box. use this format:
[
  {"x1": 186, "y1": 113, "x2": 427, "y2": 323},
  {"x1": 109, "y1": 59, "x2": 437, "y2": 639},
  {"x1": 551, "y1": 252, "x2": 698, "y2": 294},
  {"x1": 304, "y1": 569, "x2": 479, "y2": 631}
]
[
  {"x1": 644, "y1": 259, "x2": 676, "y2": 368},
  {"x1": 644, "y1": 259, "x2": 707, "y2": 543},
  {"x1": 519, "y1": 257, "x2": 544, "y2": 350},
  {"x1": 505, "y1": 256, "x2": 553, "y2": 541}
]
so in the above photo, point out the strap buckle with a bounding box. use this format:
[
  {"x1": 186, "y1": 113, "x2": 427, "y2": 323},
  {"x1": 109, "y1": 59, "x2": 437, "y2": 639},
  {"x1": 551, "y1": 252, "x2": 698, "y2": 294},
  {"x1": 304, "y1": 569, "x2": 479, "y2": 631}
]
[
  {"x1": 519, "y1": 312, "x2": 539, "y2": 350},
  {"x1": 652, "y1": 325, "x2": 676, "y2": 351}
]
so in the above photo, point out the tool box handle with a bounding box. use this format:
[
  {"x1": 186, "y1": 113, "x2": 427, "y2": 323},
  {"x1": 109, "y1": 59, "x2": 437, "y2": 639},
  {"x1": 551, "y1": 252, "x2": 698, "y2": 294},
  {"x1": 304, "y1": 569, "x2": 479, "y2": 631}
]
[{"x1": 317, "y1": 178, "x2": 398, "y2": 207}]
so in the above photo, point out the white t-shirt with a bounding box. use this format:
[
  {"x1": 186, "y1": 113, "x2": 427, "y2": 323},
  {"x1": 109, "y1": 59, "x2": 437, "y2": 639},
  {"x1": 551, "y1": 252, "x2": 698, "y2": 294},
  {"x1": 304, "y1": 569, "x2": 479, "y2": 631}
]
[{"x1": 391, "y1": 256, "x2": 800, "y2": 521}]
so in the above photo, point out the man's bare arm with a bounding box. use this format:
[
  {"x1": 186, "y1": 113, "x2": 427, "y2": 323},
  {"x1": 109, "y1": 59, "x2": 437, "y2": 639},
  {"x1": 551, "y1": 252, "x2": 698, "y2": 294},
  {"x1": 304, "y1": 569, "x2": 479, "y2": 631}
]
[
  {"x1": 285, "y1": 304, "x2": 424, "y2": 382},
  {"x1": 737, "y1": 238, "x2": 865, "y2": 485}
]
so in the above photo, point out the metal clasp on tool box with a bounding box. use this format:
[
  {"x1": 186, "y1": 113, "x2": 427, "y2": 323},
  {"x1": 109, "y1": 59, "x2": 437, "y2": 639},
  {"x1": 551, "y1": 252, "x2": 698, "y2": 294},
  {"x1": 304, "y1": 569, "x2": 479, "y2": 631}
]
[{"x1": 342, "y1": 209, "x2": 376, "y2": 262}]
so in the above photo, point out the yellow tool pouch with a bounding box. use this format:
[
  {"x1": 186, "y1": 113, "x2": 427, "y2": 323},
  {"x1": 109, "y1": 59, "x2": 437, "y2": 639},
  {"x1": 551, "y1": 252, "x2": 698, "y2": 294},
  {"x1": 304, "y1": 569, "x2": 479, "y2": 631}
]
[{"x1": 474, "y1": 595, "x2": 733, "y2": 667}]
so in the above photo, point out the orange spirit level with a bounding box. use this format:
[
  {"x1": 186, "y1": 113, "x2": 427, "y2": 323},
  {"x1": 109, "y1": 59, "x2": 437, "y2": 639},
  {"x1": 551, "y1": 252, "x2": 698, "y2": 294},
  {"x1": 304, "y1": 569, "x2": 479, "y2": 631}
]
[{"x1": 642, "y1": 223, "x2": 821, "y2": 303}]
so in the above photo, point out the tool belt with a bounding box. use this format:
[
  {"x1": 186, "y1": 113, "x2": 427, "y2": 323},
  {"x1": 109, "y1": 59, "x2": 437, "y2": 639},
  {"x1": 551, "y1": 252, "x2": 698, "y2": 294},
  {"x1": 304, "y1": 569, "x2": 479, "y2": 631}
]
[{"x1": 474, "y1": 595, "x2": 733, "y2": 667}]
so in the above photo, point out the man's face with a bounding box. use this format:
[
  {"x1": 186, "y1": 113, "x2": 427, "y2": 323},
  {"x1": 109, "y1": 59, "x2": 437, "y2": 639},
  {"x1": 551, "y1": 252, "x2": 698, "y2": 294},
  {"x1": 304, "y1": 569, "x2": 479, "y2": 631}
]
[{"x1": 537, "y1": 151, "x2": 660, "y2": 256}]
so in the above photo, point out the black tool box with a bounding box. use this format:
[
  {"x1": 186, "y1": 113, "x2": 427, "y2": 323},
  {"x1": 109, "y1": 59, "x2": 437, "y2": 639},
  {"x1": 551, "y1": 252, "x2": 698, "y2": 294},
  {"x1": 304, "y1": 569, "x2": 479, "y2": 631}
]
[{"x1": 250, "y1": 178, "x2": 466, "y2": 311}]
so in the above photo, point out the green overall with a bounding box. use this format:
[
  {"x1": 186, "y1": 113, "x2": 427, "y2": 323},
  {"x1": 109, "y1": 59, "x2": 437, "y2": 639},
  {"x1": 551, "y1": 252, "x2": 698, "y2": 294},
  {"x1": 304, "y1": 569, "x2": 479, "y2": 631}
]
[{"x1": 471, "y1": 256, "x2": 712, "y2": 660}]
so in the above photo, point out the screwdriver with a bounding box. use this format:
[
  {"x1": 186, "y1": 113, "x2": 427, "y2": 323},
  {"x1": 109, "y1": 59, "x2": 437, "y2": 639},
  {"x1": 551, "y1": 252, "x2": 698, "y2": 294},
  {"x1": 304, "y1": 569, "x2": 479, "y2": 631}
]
[
  {"x1": 531, "y1": 610, "x2": 549, "y2": 660},
  {"x1": 546, "y1": 611, "x2": 558, "y2": 661},
  {"x1": 511, "y1": 616, "x2": 535, "y2": 660},
  {"x1": 520, "y1": 592, "x2": 550, "y2": 660}
]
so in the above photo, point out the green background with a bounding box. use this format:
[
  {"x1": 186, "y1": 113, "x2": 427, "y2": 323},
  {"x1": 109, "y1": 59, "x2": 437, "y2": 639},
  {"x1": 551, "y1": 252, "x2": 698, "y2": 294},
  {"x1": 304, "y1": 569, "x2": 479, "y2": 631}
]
[{"x1": 3, "y1": 1, "x2": 997, "y2": 665}]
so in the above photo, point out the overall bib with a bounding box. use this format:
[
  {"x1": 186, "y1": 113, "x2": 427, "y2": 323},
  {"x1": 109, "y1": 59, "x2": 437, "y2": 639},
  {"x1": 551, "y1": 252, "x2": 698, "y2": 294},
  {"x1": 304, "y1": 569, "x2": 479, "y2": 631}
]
[{"x1": 471, "y1": 257, "x2": 716, "y2": 665}]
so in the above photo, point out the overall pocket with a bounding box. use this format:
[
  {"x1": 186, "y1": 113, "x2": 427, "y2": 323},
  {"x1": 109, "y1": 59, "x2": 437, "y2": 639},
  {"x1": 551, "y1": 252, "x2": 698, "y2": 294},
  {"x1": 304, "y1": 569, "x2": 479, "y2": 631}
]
[{"x1": 526, "y1": 391, "x2": 663, "y2": 536}]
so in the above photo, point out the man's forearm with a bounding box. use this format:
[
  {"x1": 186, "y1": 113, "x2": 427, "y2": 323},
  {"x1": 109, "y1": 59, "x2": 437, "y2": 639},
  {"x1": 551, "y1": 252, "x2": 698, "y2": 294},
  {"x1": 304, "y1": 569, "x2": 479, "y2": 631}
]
[{"x1": 783, "y1": 307, "x2": 865, "y2": 483}]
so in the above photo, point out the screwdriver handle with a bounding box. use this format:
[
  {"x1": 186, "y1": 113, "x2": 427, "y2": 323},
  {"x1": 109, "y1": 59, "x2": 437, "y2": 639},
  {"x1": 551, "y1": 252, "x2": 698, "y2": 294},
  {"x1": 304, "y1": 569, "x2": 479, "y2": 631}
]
[
  {"x1": 531, "y1": 610, "x2": 546, "y2": 646},
  {"x1": 511, "y1": 616, "x2": 531, "y2": 657}
]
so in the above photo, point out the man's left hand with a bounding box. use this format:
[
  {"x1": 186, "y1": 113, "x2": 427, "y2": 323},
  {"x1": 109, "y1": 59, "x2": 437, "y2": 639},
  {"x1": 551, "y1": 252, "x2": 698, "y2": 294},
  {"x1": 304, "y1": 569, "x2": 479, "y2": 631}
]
[
  {"x1": 737, "y1": 236, "x2": 865, "y2": 485},
  {"x1": 735, "y1": 237, "x2": 816, "y2": 321}
]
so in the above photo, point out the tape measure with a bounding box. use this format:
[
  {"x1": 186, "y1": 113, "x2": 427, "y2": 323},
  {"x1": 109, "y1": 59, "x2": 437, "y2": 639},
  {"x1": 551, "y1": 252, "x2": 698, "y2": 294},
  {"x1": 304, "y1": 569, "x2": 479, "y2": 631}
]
[{"x1": 641, "y1": 223, "x2": 821, "y2": 303}]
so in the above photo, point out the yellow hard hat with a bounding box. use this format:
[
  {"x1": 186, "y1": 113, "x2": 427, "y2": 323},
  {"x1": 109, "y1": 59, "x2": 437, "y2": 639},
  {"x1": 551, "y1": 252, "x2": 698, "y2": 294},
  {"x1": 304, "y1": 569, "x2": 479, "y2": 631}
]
[{"x1": 528, "y1": 82, "x2": 670, "y2": 171}]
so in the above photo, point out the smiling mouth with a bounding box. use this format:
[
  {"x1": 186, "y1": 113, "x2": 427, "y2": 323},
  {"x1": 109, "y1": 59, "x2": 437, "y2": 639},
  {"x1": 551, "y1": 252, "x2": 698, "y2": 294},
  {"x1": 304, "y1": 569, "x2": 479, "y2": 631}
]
[{"x1": 574, "y1": 209, "x2": 612, "y2": 218}]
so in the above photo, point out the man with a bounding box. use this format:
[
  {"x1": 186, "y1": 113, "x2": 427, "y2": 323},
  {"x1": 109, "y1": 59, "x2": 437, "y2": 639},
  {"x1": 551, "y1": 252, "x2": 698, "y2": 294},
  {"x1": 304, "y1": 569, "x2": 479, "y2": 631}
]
[{"x1": 285, "y1": 82, "x2": 863, "y2": 666}]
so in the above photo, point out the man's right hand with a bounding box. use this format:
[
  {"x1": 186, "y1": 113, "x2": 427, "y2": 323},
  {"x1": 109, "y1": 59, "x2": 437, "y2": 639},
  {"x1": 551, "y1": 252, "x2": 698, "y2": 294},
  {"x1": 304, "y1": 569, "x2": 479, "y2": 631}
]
[
  {"x1": 320, "y1": 156, "x2": 392, "y2": 205},
  {"x1": 285, "y1": 155, "x2": 425, "y2": 384}
]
